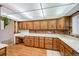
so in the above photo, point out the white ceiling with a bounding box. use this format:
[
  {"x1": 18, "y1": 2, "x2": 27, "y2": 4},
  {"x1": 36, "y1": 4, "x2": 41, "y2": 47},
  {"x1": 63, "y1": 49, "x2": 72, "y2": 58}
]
[{"x1": 0, "y1": 3, "x2": 79, "y2": 21}]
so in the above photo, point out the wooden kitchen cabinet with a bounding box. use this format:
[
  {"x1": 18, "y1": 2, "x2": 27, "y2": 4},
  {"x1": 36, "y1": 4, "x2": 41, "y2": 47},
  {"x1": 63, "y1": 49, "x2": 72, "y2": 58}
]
[
  {"x1": 27, "y1": 22, "x2": 33, "y2": 29},
  {"x1": 39, "y1": 37, "x2": 45, "y2": 48},
  {"x1": 57, "y1": 16, "x2": 70, "y2": 29},
  {"x1": 18, "y1": 22, "x2": 23, "y2": 30},
  {"x1": 34, "y1": 37, "x2": 39, "y2": 47},
  {"x1": 45, "y1": 37, "x2": 53, "y2": 49},
  {"x1": 57, "y1": 17, "x2": 65, "y2": 29},
  {"x1": 0, "y1": 48, "x2": 6, "y2": 56},
  {"x1": 33, "y1": 21, "x2": 40, "y2": 30},
  {"x1": 22, "y1": 22, "x2": 27, "y2": 30},
  {"x1": 16, "y1": 37, "x2": 24, "y2": 44},
  {"x1": 40, "y1": 21, "x2": 48, "y2": 29},
  {"x1": 59, "y1": 43, "x2": 65, "y2": 56},
  {"x1": 23, "y1": 36, "x2": 31, "y2": 46},
  {"x1": 28, "y1": 36, "x2": 34, "y2": 47},
  {"x1": 59, "y1": 39, "x2": 73, "y2": 56},
  {"x1": 18, "y1": 22, "x2": 28, "y2": 30},
  {"x1": 52, "y1": 38, "x2": 60, "y2": 50},
  {"x1": 48, "y1": 20, "x2": 57, "y2": 29},
  {"x1": 23, "y1": 36, "x2": 35, "y2": 46},
  {"x1": 64, "y1": 49, "x2": 72, "y2": 56}
]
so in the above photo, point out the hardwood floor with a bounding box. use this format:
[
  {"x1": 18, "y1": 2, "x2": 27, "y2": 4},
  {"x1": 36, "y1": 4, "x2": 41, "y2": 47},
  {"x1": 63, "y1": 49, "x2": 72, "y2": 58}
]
[{"x1": 7, "y1": 44, "x2": 47, "y2": 56}]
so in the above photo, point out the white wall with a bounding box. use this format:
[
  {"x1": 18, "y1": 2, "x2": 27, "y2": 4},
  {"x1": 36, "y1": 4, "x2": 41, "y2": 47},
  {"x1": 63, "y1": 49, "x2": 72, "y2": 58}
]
[
  {"x1": 0, "y1": 20, "x2": 14, "y2": 43},
  {"x1": 72, "y1": 14, "x2": 79, "y2": 35}
]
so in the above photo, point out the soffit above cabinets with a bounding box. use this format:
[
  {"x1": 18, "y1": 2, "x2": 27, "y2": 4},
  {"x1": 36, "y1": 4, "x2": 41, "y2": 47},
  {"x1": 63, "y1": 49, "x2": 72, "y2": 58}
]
[{"x1": 0, "y1": 3, "x2": 78, "y2": 21}]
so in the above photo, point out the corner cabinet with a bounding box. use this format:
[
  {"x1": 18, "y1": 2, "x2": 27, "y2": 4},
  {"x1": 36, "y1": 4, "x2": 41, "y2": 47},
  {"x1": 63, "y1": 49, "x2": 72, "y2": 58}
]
[
  {"x1": 57, "y1": 16, "x2": 70, "y2": 30},
  {"x1": 59, "y1": 40, "x2": 73, "y2": 56}
]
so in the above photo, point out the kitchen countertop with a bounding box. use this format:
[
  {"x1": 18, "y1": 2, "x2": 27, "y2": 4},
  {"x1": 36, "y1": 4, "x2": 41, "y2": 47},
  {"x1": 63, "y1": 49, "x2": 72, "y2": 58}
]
[
  {"x1": 14, "y1": 32, "x2": 79, "y2": 53},
  {"x1": 0, "y1": 43, "x2": 8, "y2": 49}
]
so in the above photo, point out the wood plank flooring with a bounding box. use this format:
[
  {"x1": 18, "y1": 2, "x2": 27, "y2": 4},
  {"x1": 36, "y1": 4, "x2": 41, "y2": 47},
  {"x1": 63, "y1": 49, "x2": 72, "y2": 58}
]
[{"x1": 7, "y1": 44, "x2": 47, "y2": 56}]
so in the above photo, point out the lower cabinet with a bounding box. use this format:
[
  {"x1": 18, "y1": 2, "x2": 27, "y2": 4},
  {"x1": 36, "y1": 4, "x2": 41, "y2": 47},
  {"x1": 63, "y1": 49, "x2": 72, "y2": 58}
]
[
  {"x1": 0, "y1": 48, "x2": 6, "y2": 56},
  {"x1": 23, "y1": 36, "x2": 31, "y2": 46},
  {"x1": 34, "y1": 37, "x2": 39, "y2": 47},
  {"x1": 16, "y1": 37, "x2": 24, "y2": 44},
  {"x1": 17, "y1": 36, "x2": 78, "y2": 56},
  {"x1": 39, "y1": 37, "x2": 45, "y2": 48},
  {"x1": 59, "y1": 40, "x2": 73, "y2": 56},
  {"x1": 29, "y1": 36, "x2": 34, "y2": 47},
  {"x1": 45, "y1": 37, "x2": 53, "y2": 49},
  {"x1": 64, "y1": 49, "x2": 72, "y2": 56},
  {"x1": 59, "y1": 44, "x2": 64, "y2": 56}
]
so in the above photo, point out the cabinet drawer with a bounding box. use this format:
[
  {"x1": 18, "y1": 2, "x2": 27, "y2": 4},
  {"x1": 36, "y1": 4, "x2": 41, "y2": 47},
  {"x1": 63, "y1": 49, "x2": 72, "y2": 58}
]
[{"x1": 0, "y1": 48, "x2": 6, "y2": 56}]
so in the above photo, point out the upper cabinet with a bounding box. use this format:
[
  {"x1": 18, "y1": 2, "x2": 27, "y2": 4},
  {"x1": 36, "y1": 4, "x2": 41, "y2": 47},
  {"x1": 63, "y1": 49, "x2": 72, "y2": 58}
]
[
  {"x1": 57, "y1": 16, "x2": 70, "y2": 29},
  {"x1": 26, "y1": 22, "x2": 33, "y2": 30},
  {"x1": 33, "y1": 21, "x2": 40, "y2": 30},
  {"x1": 48, "y1": 20, "x2": 57, "y2": 29},
  {"x1": 18, "y1": 22, "x2": 23, "y2": 30},
  {"x1": 17, "y1": 16, "x2": 71, "y2": 30},
  {"x1": 18, "y1": 21, "x2": 27, "y2": 30},
  {"x1": 22, "y1": 22, "x2": 27, "y2": 30},
  {"x1": 40, "y1": 21, "x2": 48, "y2": 29}
]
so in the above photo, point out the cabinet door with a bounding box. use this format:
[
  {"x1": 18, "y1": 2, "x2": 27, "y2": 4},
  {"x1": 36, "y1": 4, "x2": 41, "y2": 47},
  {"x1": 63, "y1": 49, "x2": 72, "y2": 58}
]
[
  {"x1": 18, "y1": 22, "x2": 23, "y2": 30},
  {"x1": 64, "y1": 49, "x2": 72, "y2": 56},
  {"x1": 33, "y1": 21, "x2": 40, "y2": 29},
  {"x1": 52, "y1": 38, "x2": 59, "y2": 50},
  {"x1": 22, "y1": 22, "x2": 27, "y2": 30},
  {"x1": 57, "y1": 17, "x2": 65, "y2": 29},
  {"x1": 45, "y1": 37, "x2": 53, "y2": 49},
  {"x1": 29, "y1": 36, "x2": 34, "y2": 47},
  {"x1": 39, "y1": 37, "x2": 45, "y2": 48},
  {"x1": 34, "y1": 37, "x2": 39, "y2": 47},
  {"x1": 48, "y1": 20, "x2": 56, "y2": 29},
  {"x1": 0, "y1": 48, "x2": 6, "y2": 56},
  {"x1": 59, "y1": 44, "x2": 64, "y2": 56},
  {"x1": 64, "y1": 43, "x2": 73, "y2": 56},
  {"x1": 40, "y1": 21, "x2": 47, "y2": 29},
  {"x1": 23, "y1": 36, "x2": 30, "y2": 46},
  {"x1": 27, "y1": 22, "x2": 33, "y2": 29}
]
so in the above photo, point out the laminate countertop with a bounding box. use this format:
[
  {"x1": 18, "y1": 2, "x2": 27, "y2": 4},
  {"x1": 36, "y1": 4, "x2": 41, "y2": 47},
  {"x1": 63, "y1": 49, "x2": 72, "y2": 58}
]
[
  {"x1": 0, "y1": 43, "x2": 8, "y2": 49},
  {"x1": 14, "y1": 32, "x2": 79, "y2": 53}
]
